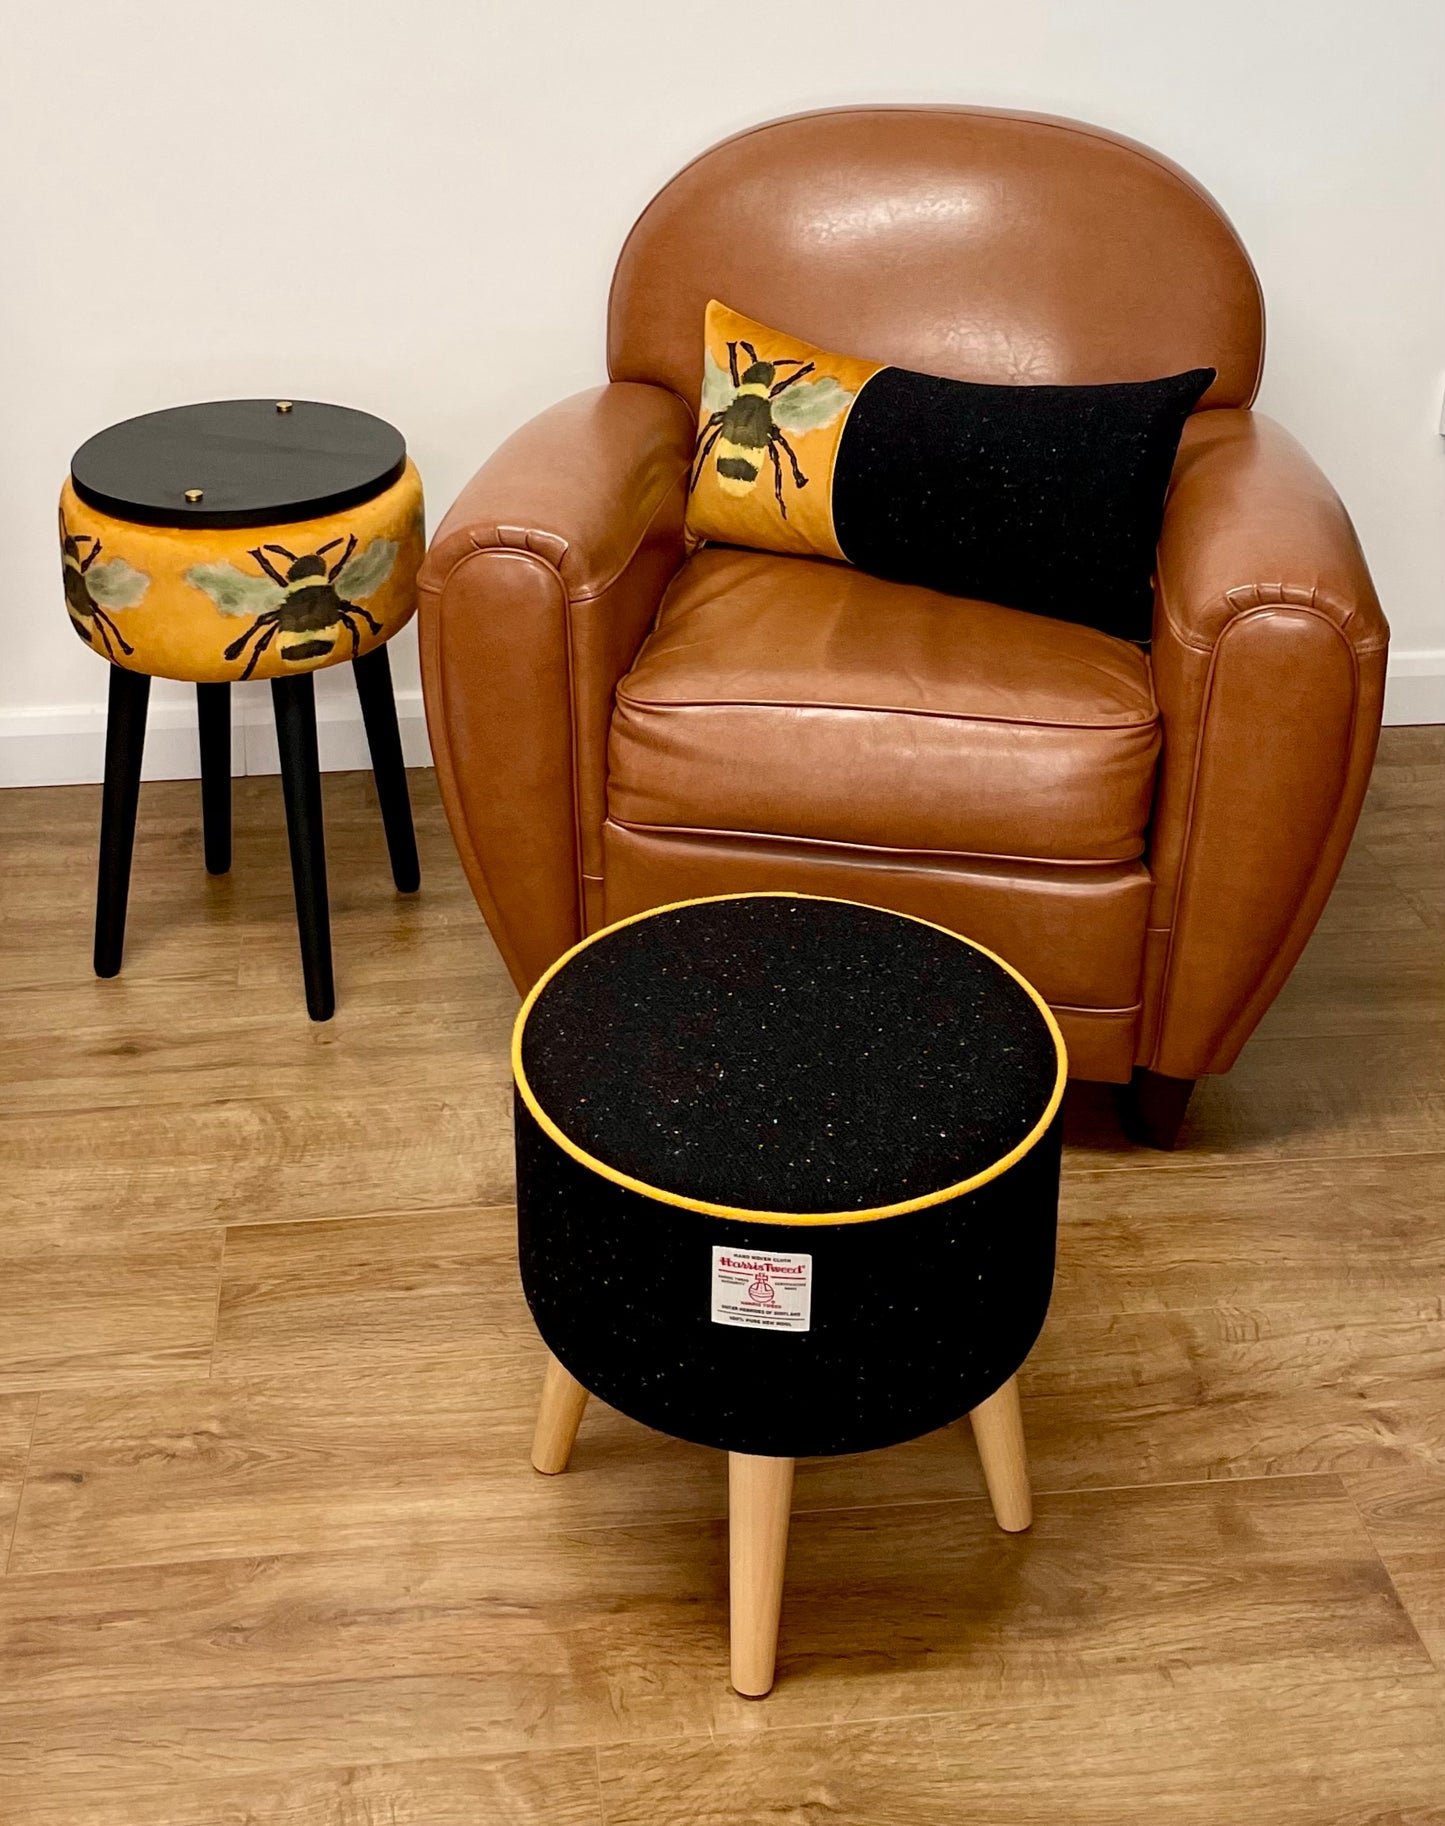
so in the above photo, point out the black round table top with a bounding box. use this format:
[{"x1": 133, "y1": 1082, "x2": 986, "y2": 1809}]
[
  {"x1": 517, "y1": 894, "x2": 1065, "y2": 1217},
  {"x1": 70, "y1": 399, "x2": 407, "y2": 530}
]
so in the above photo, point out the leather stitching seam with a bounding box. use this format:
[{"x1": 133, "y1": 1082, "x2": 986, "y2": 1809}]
[
  {"x1": 613, "y1": 688, "x2": 1159, "y2": 734},
  {"x1": 430, "y1": 547, "x2": 587, "y2": 950},
  {"x1": 1210, "y1": 629, "x2": 1370, "y2": 1064},
  {"x1": 1158, "y1": 580, "x2": 1383, "y2": 655},
  {"x1": 606, "y1": 815, "x2": 1147, "y2": 871},
  {"x1": 1150, "y1": 602, "x2": 1361, "y2": 1072}
]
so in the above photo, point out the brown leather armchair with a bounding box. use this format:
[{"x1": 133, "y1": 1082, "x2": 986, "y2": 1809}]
[{"x1": 419, "y1": 107, "x2": 1387, "y2": 1147}]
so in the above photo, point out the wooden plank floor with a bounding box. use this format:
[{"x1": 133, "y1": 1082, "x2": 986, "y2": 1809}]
[{"x1": 0, "y1": 729, "x2": 1442, "y2": 1824}]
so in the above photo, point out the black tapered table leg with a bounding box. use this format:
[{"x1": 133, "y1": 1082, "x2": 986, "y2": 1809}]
[
  {"x1": 196, "y1": 682, "x2": 232, "y2": 876},
  {"x1": 271, "y1": 673, "x2": 335, "y2": 1022},
  {"x1": 352, "y1": 643, "x2": 420, "y2": 894},
  {"x1": 94, "y1": 666, "x2": 151, "y2": 978}
]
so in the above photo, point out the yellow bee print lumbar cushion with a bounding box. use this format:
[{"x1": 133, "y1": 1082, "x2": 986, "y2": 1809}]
[
  {"x1": 57, "y1": 461, "x2": 425, "y2": 684},
  {"x1": 684, "y1": 300, "x2": 1215, "y2": 642},
  {"x1": 686, "y1": 301, "x2": 878, "y2": 563}
]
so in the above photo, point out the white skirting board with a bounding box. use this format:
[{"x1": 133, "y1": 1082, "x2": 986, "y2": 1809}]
[
  {"x1": 0, "y1": 684, "x2": 432, "y2": 788},
  {"x1": 1382, "y1": 650, "x2": 1445, "y2": 728},
  {"x1": 1, "y1": 654, "x2": 1441, "y2": 789}
]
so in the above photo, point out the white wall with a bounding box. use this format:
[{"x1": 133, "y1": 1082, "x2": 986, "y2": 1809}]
[{"x1": 4, "y1": 0, "x2": 1443, "y2": 786}]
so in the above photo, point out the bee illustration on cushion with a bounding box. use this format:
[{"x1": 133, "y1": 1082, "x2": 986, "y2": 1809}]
[
  {"x1": 692, "y1": 341, "x2": 854, "y2": 518},
  {"x1": 186, "y1": 536, "x2": 397, "y2": 680},
  {"x1": 61, "y1": 530, "x2": 150, "y2": 659}
]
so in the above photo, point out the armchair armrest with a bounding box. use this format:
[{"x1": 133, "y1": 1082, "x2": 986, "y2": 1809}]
[
  {"x1": 419, "y1": 383, "x2": 696, "y2": 988},
  {"x1": 1155, "y1": 410, "x2": 1387, "y2": 650},
  {"x1": 1144, "y1": 410, "x2": 1389, "y2": 1077}
]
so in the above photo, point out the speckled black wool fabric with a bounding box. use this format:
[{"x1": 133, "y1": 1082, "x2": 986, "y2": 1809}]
[
  {"x1": 513, "y1": 894, "x2": 1064, "y2": 1458},
  {"x1": 516, "y1": 1091, "x2": 1061, "y2": 1457},
  {"x1": 519, "y1": 896, "x2": 1057, "y2": 1215},
  {"x1": 831, "y1": 365, "x2": 1215, "y2": 642}
]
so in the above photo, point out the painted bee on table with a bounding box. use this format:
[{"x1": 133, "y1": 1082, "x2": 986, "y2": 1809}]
[
  {"x1": 61, "y1": 532, "x2": 149, "y2": 659},
  {"x1": 186, "y1": 535, "x2": 397, "y2": 680},
  {"x1": 691, "y1": 341, "x2": 853, "y2": 518}
]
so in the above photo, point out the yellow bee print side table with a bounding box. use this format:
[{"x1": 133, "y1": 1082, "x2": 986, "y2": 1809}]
[{"x1": 63, "y1": 399, "x2": 426, "y2": 1020}]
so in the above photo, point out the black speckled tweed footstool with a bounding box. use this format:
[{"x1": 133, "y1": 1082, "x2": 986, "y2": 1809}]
[{"x1": 511, "y1": 891, "x2": 1066, "y2": 1696}]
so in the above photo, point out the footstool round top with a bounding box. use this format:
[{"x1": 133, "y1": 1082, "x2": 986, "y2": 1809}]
[
  {"x1": 70, "y1": 399, "x2": 406, "y2": 529},
  {"x1": 516, "y1": 892, "x2": 1065, "y2": 1221}
]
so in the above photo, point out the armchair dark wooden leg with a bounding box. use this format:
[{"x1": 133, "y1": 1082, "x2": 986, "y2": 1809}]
[
  {"x1": 196, "y1": 682, "x2": 232, "y2": 876},
  {"x1": 271, "y1": 673, "x2": 335, "y2": 1022},
  {"x1": 1117, "y1": 1068, "x2": 1197, "y2": 1150},
  {"x1": 94, "y1": 666, "x2": 151, "y2": 979},
  {"x1": 352, "y1": 643, "x2": 420, "y2": 893}
]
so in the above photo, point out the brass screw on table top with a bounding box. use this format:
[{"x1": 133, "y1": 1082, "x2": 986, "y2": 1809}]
[
  {"x1": 275, "y1": 400, "x2": 294, "y2": 414},
  {"x1": 184, "y1": 488, "x2": 204, "y2": 503}
]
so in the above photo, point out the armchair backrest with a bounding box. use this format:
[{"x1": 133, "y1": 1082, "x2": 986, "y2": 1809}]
[{"x1": 608, "y1": 106, "x2": 1263, "y2": 413}]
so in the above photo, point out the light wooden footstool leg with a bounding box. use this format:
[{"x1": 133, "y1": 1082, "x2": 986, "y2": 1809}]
[
  {"x1": 968, "y1": 1374, "x2": 1033, "y2": 1532},
  {"x1": 728, "y1": 1452, "x2": 795, "y2": 1697},
  {"x1": 531, "y1": 1352, "x2": 589, "y2": 1474}
]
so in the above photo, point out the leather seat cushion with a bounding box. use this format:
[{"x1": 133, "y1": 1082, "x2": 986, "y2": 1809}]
[{"x1": 608, "y1": 548, "x2": 1160, "y2": 864}]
